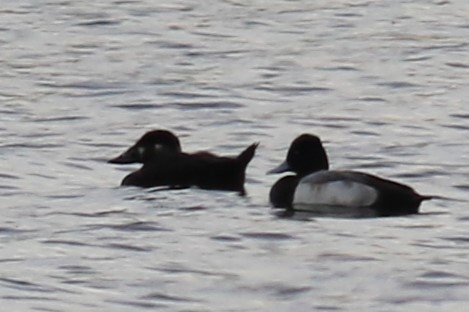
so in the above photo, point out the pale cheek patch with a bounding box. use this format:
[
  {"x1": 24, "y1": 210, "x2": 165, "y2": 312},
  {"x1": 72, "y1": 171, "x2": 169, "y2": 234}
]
[{"x1": 293, "y1": 181, "x2": 378, "y2": 207}]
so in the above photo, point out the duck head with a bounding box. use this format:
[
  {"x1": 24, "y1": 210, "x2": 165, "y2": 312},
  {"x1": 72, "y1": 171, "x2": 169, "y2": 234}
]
[
  {"x1": 268, "y1": 134, "x2": 329, "y2": 177},
  {"x1": 108, "y1": 129, "x2": 182, "y2": 164}
]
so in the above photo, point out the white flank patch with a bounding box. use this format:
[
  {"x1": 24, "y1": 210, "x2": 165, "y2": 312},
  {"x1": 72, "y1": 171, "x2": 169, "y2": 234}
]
[{"x1": 293, "y1": 180, "x2": 378, "y2": 207}]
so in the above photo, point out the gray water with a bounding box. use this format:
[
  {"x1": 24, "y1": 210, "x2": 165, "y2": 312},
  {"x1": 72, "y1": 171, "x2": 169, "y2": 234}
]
[{"x1": 1, "y1": 0, "x2": 469, "y2": 311}]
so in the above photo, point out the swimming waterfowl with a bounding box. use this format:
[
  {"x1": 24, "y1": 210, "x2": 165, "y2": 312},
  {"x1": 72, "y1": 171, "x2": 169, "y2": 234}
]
[
  {"x1": 268, "y1": 134, "x2": 432, "y2": 217},
  {"x1": 109, "y1": 129, "x2": 258, "y2": 195}
]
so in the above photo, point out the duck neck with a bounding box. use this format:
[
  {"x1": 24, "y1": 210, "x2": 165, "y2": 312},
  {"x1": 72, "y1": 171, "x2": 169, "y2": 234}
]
[{"x1": 298, "y1": 151, "x2": 329, "y2": 178}]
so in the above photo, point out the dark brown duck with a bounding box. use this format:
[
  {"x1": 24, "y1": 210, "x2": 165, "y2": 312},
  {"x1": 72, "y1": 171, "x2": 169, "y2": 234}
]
[{"x1": 109, "y1": 130, "x2": 258, "y2": 195}]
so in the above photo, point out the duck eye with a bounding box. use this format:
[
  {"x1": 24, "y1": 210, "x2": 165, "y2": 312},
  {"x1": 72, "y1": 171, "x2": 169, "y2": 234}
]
[{"x1": 154, "y1": 144, "x2": 163, "y2": 151}]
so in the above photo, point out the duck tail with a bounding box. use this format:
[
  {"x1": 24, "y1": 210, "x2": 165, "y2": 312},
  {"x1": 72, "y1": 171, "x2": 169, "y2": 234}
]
[
  {"x1": 237, "y1": 143, "x2": 259, "y2": 168},
  {"x1": 418, "y1": 194, "x2": 434, "y2": 202}
]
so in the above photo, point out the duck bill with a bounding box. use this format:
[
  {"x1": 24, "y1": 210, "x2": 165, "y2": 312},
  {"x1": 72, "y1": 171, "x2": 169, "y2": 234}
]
[
  {"x1": 267, "y1": 160, "x2": 290, "y2": 174},
  {"x1": 108, "y1": 145, "x2": 141, "y2": 164}
]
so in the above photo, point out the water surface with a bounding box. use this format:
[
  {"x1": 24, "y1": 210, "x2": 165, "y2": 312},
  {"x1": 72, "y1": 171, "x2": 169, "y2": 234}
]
[{"x1": 1, "y1": 0, "x2": 469, "y2": 311}]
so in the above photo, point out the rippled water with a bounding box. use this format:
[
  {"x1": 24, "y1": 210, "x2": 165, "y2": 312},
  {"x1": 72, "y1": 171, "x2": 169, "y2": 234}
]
[{"x1": 2, "y1": 0, "x2": 469, "y2": 310}]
